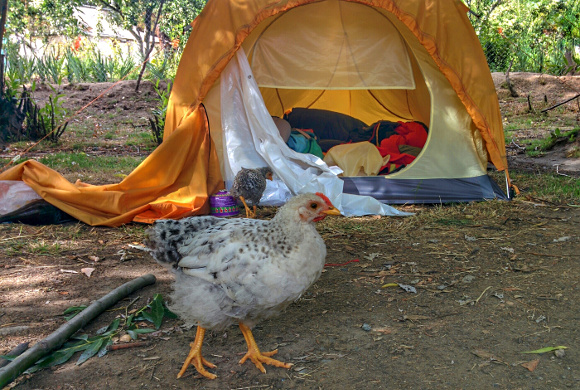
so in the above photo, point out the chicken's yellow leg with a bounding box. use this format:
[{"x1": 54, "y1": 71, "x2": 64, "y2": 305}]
[
  {"x1": 177, "y1": 326, "x2": 217, "y2": 379},
  {"x1": 239, "y1": 196, "x2": 255, "y2": 218},
  {"x1": 238, "y1": 322, "x2": 293, "y2": 373}
]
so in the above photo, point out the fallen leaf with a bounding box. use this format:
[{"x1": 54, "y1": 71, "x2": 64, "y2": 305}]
[
  {"x1": 60, "y1": 269, "x2": 78, "y2": 274},
  {"x1": 381, "y1": 283, "x2": 399, "y2": 288},
  {"x1": 521, "y1": 359, "x2": 540, "y2": 372},
  {"x1": 372, "y1": 327, "x2": 393, "y2": 334},
  {"x1": 88, "y1": 256, "x2": 100, "y2": 262},
  {"x1": 472, "y1": 349, "x2": 497, "y2": 360},
  {"x1": 81, "y1": 268, "x2": 95, "y2": 277},
  {"x1": 398, "y1": 284, "x2": 417, "y2": 293},
  {"x1": 521, "y1": 346, "x2": 567, "y2": 354}
]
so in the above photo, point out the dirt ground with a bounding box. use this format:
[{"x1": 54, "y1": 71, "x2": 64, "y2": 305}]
[{"x1": 1, "y1": 73, "x2": 579, "y2": 390}]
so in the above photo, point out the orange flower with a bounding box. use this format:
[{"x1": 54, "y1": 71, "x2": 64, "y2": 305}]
[
  {"x1": 73, "y1": 36, "x2": 82, "y2": 51},
  {"x1": 171, "y1": 38, "x2": 180, "y2": 48},
  {"x1": 497, "y1": 27, "x2": 503, "y2": 35}
]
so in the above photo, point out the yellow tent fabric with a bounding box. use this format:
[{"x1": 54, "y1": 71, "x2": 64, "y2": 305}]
[
  {"x1": 0, "y1": 106, "x2": 224, "y2": 226},
  {"x1": 166, "y1": 0, "x2": 506, "y2": 172}
]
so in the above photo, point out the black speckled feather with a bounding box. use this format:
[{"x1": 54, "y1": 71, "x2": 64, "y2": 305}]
[{"x1": 229, "y1": 167, "x2": 272, "y2": 207}]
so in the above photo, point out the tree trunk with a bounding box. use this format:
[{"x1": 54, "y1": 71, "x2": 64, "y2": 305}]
[
  {"x1": 135, "y1": 0, "x2": 166, "y2": 92},
  {"x1": 0, "y1": 0, "x2": 9, "y2": 92}
]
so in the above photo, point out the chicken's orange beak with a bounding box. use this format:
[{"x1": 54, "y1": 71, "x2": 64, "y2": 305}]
[
  {"x1": 266, "y1": 172, "x2": 273, "y2": 181},
  {"x1": 322, "y1": 206, "x2": 341, "y2": 216}
]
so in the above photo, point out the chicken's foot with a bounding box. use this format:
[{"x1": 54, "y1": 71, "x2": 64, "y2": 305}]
[
  {"x1": 238, "y1": 322, "x2": 293, "y2": 373},
  {"x1": 177, "y1": 326, "x2": 217, "y2": 379},
  {"x1": 239, "y1": 196, "x2": 256, "y2": 218}
]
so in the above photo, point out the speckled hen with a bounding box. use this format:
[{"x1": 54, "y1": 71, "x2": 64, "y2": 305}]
[
  {"x1": 230, "y1": 167, "x2": 273, "y2": 218},
  {"x1": 145, "y1": 192, "x2": 341, "y2": 379}
]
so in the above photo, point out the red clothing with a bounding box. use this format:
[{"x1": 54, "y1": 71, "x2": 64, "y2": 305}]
[{"x1": 377, "y1": 121, "x2": 428, "y2": 173}]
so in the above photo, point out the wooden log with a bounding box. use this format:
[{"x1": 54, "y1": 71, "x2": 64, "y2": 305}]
[{"x1": 0, "y1": 273, "x2": 156, "y2": 388}]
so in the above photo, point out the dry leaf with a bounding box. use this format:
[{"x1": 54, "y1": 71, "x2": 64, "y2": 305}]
[
  {"x1": 472, "y1": 349, "x2": 495, "y2": 360},
  {"x1": 372, "y1": 327, "x2": 393, "y2": 334},
  {"x1": 88, "y1": 255, "x2": 100, "y2": 262},
  {"x1": 521, "y1": 359, "x2": 540, "y2": 372},
  {"x1": 81, "y1": 267, "x2": 95, "y2": 277}
]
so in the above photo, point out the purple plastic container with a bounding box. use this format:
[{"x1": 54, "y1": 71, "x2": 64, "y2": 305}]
[{"x1": 209, "y1": 190, "x2": 240, "y2": 217}]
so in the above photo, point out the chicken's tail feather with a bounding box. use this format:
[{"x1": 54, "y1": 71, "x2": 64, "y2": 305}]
[{"x1": 144, "y1": 217, "x2": 220, "y2": 269}]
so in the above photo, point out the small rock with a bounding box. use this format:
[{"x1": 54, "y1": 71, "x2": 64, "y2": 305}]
[
  {"x1": 555, "y1": 349, "x2": 566, "y2": 358},
  {"x1": 361, "y1": 323, "x2": 372, "y2": 332},
  {"x1": 119, "y1": 334, "x2": 132, "y2": 342},
  {"x1": 462, "y1": 275, "x2": 476, "y2": 283},
  {"x1": 553, "y1": 236, "x2": 571, "y2": 242}
]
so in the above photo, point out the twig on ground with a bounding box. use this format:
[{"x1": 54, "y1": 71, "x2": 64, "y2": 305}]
[
  {"x1": 554, "y1": 165, "x2": 570, "y2": 177},
  {"x1": 107, "y1": 341, "x2": 150, "y2": 351},
  {"x1": 0, "y1": 274, "x2": 157, "y2": 389},
  {"x1": 475, "y1": 286, "x2": 493, "y2": 304},
  {"x1": 541, "y1": 93, "x2": 580, "y2": 113}
]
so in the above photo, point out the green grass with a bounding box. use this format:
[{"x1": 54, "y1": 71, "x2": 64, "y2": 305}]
[
  {"x1": 510, "y1": 171, "x2": 580, "y2": 204},
  {"x1": 38, "y1": 152, "x2": 145, "y2": 175},
  {"x1": 126, "y1": 131, "x2": 157, "y2": 148},
  {"x1": 524, "y1": 127, "x2": 578, "y2": 157}
]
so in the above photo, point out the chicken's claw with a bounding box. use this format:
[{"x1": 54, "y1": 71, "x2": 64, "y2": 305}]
[
  {"x1": 177, "y1": 327, "x2": 217, "y2": 380},
  {"x1": 239, "y1": 196, "x2": 256, "y2": 218},
  {"x1": 238, "y1": 322, "x2": 293, "y2": 373}
]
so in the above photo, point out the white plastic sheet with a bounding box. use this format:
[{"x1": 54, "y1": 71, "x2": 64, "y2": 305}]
[
  {"x1": 220, "y1": 48, "x2": 412, "y2": 217},
  {"x1": 0, "y1": 180, "x2": 42, "y2": 216}
]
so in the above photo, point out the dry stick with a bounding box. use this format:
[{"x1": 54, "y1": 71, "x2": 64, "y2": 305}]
[
  {"x1": 0, "y1": 273, "x2": 156, "y2": 389},
  {"x1": 541, "y1": 93, "x2": 580, "y2": 113}
]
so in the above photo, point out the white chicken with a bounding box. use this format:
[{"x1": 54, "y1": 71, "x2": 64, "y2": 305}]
[{"x1": 145, "y1": 192, "x2": 340, "y2": 379}]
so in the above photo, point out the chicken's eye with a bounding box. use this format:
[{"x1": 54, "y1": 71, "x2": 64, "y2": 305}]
[{"x1": 310, "y1": 202, "x2": 318, "y2": 209}]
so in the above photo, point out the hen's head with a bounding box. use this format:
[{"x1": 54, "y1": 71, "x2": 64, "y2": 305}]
[
  {"x1": 276, "y1": 192, "x2": 341, "y2": 224},
  {"x1": 257, "y1": 167, "x2": 274, "y2": 181}
]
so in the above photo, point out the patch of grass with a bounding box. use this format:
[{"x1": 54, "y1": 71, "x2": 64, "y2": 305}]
[
  {"x1": 525, "y1": 127, "x2": 578, "y2": 157},
  {"x1": 38, "y1": 152, "x2": 145, "y2": 176},
  {"x1": 29, "y1": 239, "x2": 63, "y2": 255},
  {"x1": 510, "y1": 171, "x2": 580, "y2": 204},
  {"x1": 125, "y1": 132, "x2": 157, "y2": 148}
]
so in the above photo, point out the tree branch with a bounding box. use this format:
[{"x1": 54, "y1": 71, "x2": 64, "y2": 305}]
[{"x1": 0, "y1": 274, "x2": 157, "y2": 388}]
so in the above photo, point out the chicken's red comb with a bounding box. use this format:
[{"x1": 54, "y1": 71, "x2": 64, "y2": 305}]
[{"x1": 315, "y1": 192, "x2": 333, "y2": 207}]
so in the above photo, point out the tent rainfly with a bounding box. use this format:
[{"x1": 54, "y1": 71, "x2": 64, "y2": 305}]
[{"x1": 0, "y1": 0, "x2": 513, "y2": 226}]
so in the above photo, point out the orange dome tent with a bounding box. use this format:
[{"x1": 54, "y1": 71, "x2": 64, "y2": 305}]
[{"x1": 1, "y1": 0, "x2": 512, "y2": 226}]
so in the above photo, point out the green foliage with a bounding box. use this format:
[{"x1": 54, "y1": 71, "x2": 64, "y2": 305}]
[
  {"x1": 148, "y1": 79, "x2": 171, "y2": 145},
  {"x1": 468, "y1": 0, "x2": 580, "y2": 74},
  {"x1": 25, "y1": 294, "x2": 175, "y2": 373},
  {"x1": 24, "y1": 84, "x2": 69, "y2": 143},
  {"x1": 525, "y1": 127, "x2": 579, "y2": 156},
  {"x1": 6, "y1": 0, "x2": 84, "y2": 41}
]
